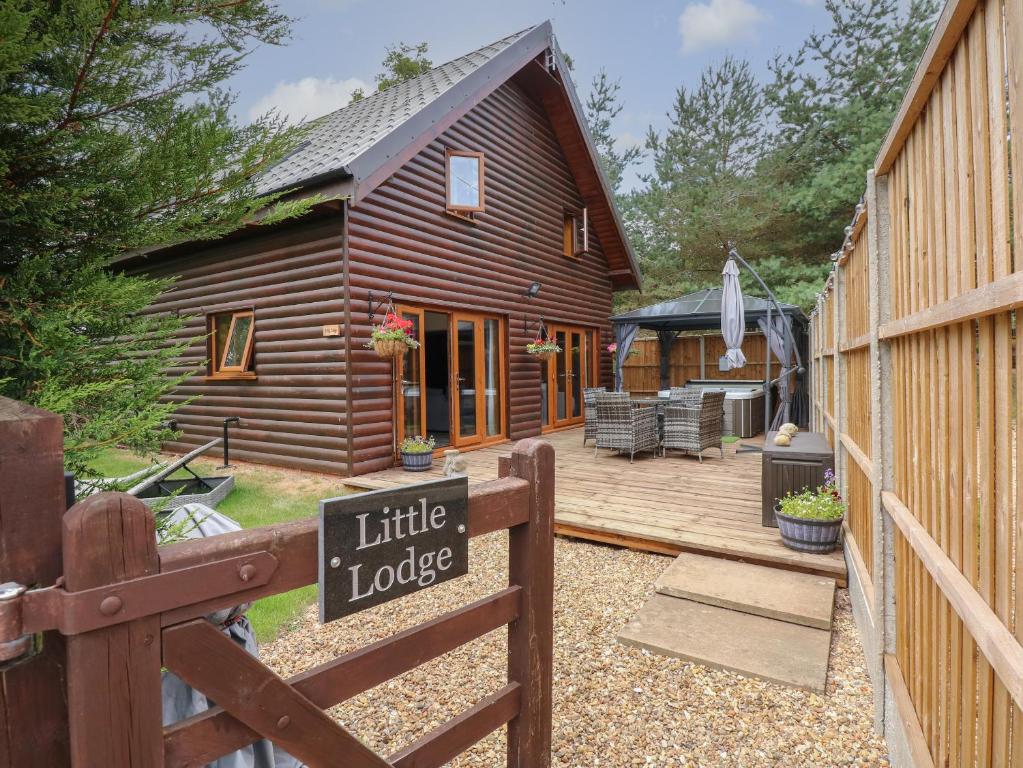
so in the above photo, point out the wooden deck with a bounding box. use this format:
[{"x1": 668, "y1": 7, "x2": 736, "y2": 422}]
[{"x1": 343, "y1": 429, "x2": 846, "y2": 584}]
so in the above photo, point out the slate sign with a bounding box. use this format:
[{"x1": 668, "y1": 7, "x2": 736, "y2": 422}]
[{"x1": 318, "y1": 476, "x2": 469, "y2": 623}]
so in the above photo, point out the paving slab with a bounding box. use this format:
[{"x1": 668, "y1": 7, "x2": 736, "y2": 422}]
[
  {"x1": 618, "y1": 593, "x2": 831, "y2": 692},
  {"x1": 655, "y1": 552, "x2": 836, "y2": 630}
]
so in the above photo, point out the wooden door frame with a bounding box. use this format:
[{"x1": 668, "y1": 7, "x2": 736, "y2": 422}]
[
  {"x1": 395, "y1": 305, "x2": 427, "y2": 449},
  {"x1": 542, "y1": 325, "x2": 599, "y2": 433},
  {"x1": 394, "y1": 305, "x2": 508, "y2": 456},
  {"x1": 451, "y1": 312, "x2": 485, "y2": 448}
]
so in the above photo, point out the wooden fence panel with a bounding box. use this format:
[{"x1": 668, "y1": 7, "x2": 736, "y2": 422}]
[
  {"x1": 619, "y1": 333, "x2": 770, "y2": 394},
  {"x1": 809, "y1": 1, "x2": 1022, "y2": 764}
]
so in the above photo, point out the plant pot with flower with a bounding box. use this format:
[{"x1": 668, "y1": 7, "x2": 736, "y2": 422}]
[
  {"x1": 399, "y1": 435, "x2": 436, "y2": 471},
  {"x1": 526, "y1": 337, "x2": 562, "y2": 362},
  {"x1": 774, "y1": 469, "x2": 846, "y2": 554},
  {"x1": 368, "y1": 312, "x2": 419, "y2": 358}
]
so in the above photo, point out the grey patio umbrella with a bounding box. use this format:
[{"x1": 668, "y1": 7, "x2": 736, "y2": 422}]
[{"x1": 720, "y1": 258, "x2": 746, "y2": 369}]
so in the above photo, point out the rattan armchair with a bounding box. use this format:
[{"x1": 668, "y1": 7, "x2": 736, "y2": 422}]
[
  {"x1": 582, "y1": 386, "x2": 606, "y2": 445},
  {"x1": 594, "y1": 392, "x2": 659, "y2": 463},
  {"x1": 662, "y1": 390, "x2": 726, "y2": 461}
]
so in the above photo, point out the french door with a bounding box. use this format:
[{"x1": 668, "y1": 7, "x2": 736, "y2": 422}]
[
  {"x1": 396, "y1": 307, "x2": 505, "y2": 453},
  {"x1": 542, "y1": 325, "x2": 597, "y2": 430}
]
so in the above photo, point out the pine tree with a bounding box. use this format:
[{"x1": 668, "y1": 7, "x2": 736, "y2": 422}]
[
  {"x1": 585, "y1": 70, "x2": 642, "y2": 194},
  {"x1": 350, "y1": 41, "x2": 432, "y2": 102},
  {"x1": 0, "y1": 2, "x2": 315, "y2": 474},
  {"x1": 766, "y1": 0, "x2": 939, "y2": 251}
]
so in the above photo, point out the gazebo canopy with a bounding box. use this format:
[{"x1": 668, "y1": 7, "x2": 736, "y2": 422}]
[{"x1": 610, "y1": 288, "x2": 806, "y2": 332}]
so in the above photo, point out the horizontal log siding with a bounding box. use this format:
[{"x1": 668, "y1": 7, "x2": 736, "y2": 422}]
[
  {"x1": 133, "y1": 218, "x2": 349, "y2": 474},
  {"x1": 347, "y1": 82, "x2": 616, "y2": 474}
]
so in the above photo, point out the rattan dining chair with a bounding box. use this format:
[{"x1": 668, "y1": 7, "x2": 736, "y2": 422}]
[
  {"x1": 662, "y1": 390, "x2": 726, "y2": 461},
  {"x1": 582, "y1": 386, "x2": 606, "y2": 446},
  {"x1": 594, "y1": 392, "x2": 659, "y2": 463}
]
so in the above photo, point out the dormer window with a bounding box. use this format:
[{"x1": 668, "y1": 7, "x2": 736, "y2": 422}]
[
  {"x1": 446, "y1": 150, "x2": 485, "y2": 212},
  {"x1": 563, "y1": 207, "x2": 588, "y2": 258}
]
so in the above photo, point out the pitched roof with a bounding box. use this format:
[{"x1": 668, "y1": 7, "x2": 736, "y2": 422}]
[
  {"x1": 252, "y1": 22, "x2": 642, "y2": 290},
  {"x1": 255, "y1": 27, "x2": 535, "y2": 196}
]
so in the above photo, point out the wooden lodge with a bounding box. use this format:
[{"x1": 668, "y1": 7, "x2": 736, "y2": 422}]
[{"x1": 118, "y1": 24, "x2": 642, "y2": 476}]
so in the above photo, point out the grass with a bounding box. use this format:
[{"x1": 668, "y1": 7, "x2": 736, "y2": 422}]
[
  {"x1": 722, "y1": 435, "x2": 741, "y2": 444},
  {"x1": 86, "y1": 448, "x2": 344, "y2": 643}
]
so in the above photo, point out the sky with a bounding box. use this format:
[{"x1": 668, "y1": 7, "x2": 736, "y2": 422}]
[{"x1": 229, "y1": 0, "x2": 835, "y2": 190}]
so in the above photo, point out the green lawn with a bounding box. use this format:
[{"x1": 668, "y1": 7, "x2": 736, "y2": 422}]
[{"x1": 87, "y1": 449, "x2": 340, "y2": 643}]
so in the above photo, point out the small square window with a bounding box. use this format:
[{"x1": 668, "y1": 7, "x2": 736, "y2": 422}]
[
  {"x1": 209, "y1": 310, "x2": 255, "y2": 377},
  {"x1": 446, "y1": 150, "x2": 485, "y2": 212},
  {"x1": 563, "y1": 208, "x2": 588, "y2": 258}
]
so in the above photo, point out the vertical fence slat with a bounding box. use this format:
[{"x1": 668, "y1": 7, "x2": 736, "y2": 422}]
[
  {"x1": 0, "y1": 400, "x2": 69, "y2": 767},
  {"x1": 505, "y1": 439, "x2": 554, "y2": 768},
  {"x1": 63, "y1": 493, "x2": 164, "y2": 767}
]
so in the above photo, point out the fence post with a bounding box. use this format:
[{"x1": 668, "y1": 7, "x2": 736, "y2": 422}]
[
  {"x1": 0, "y1": 399, "x2": 70, "y2": 767},
  {"x1": 504, "y1": 438, "x2": 554, "y2": 768},
  {"x1": 63, "y1": 492, "x2": 164, "y2": 767}
]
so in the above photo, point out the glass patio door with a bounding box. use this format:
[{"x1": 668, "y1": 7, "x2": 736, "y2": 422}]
[
  {"x1": 451, "y1": 312, "x2": 505, "y2": 448},
  {"x1": 544, "y1": 325, "x2": 595, "y2": 430}
]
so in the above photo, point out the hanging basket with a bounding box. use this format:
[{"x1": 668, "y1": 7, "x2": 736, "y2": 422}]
[
  {"x1": 373, "y1": 338, "x2": 411, "y2": 358},
  {"x1": 528, "y1": 348, "x2": 559, "y2": 361}
]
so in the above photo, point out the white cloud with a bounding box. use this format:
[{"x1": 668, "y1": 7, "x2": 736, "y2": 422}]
[
  {"x1": 248, "y1": 76, "x2": 370, "y2": 123},
  {"x1": 678, "y1": 0, "x2": 766, "y2": 53}
]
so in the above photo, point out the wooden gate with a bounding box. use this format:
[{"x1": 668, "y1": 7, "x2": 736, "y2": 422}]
[{"x1": 0, "y1": 397, "x2": 554, "y2": 767}]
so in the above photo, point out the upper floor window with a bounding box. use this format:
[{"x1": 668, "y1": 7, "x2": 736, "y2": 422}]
[
  {"x1": 209, "y1": 309, "x2": 255, "y2": 378},
  {"x1": 563, "y1": 207, "x2": 588, "y2": 258},
  {"x1": 446, "y1": 150, "x2": 485, "y2": 212}
]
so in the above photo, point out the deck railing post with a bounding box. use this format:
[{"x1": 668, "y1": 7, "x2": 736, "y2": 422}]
[
  {"x1": 0, "y1": 399, "x2": 70, "y2": 767},
  {"x1": 865, "y1": 169, "x2": 892, "y2": 732},
  {"x1": 63, "y1": 492, "x2": 164, "y2": 767},
  {"x1": 503, "y1": 438, "x2": 554, "y2": 768}
]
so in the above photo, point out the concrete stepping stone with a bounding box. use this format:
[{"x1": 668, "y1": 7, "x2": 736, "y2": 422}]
[
  {"x1": 618, "y1": 593, "x2": 831, "y2": 692},
  {"x1": 655, "y1": 552, "x2": 836, "y2": 630}
]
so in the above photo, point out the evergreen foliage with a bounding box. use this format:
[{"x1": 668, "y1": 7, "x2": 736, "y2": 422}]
[
  {"x1": 0, "y1": 1, "x2": 314, "y2": 474},
  {"x1": 350, "y1": 41, "x2": 432, "y2": 102}
]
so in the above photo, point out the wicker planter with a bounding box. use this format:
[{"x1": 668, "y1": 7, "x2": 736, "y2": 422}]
[
  {"x1": 774, "y1": 506, "x2": 844, "y2": 554},
  {"x1": 373, "y1": 338, "x2": 411, "y2": 357},
  {"x1": 528, "y1": 349, "x2": 558, "y2": 362},
  {"x1": 401, "y1": 451, "x2": 434, "y2": 472}
]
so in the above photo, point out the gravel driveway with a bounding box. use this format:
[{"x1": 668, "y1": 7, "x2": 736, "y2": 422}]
[{"x1": 263, "y1": 532, "x2": 888, "y2": 767}]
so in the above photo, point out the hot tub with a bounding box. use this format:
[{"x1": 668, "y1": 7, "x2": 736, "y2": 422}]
[{"x1": 683, "y1": 381, "x2": 765, "y2": 438}]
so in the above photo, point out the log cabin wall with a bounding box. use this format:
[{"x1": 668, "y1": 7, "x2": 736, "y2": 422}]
[
  {"x1": 346, "y1": 80, "x2": 618, "y2": 475},
  {"x1": 129, "y1": 216, "x2": 349, "y2": 475}
]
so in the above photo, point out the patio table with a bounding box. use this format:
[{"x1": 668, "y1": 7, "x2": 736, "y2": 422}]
[{"x1": 629, "y1": 396, "x2": 668, "y2": 443}]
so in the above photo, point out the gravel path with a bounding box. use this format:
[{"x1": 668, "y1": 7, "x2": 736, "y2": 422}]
[{"x1": 263, "y1": 532, "x2": 888, "y2": 767}]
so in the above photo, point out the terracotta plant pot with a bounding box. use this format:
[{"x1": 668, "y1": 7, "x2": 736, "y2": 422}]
[
  {"x1": 774, "y1": 506, "x2": 844, "y2": 554},
  {"x1": 401, "y1": 451, "x2": 434, "y2": 472},
  {"x1": 373, "y1": 338, "x2": 410, "y2": 357}
]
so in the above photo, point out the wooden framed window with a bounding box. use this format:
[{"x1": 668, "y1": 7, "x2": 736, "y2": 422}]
[
  {"x1": 209, "y1": 309, "x2": 255, "y2": 378},
  {"x1": 446, "y1": 150, "x2": 485, "y2": 212},
  {"x1": 563, "y1": 207, "x2": 588, "y2": 258}
]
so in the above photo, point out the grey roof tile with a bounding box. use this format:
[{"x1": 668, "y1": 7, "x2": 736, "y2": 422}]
[{"x1": 256, "y1": 26, "x2": 537, "y2": 195}]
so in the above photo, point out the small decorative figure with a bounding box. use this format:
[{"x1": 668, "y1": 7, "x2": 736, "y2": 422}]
[
  {"x1": 773, "y1": 432, "x2": 792, "y2": 446},
  {"x1": 443, "y1": 449, "x2": 468, "y2": 476}
]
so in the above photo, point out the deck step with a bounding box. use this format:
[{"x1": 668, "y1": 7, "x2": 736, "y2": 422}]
[
  {"x1": 618, "y1": 593, "x2": 830, "y2": 692},
  {"x1": 655, "y1": 552, "x2": 836, "y2": 630}
]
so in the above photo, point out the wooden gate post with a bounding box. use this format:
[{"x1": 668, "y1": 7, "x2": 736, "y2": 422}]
[
  {"x1": 63, "y1": 492, "x2": 164, "y2": 767},
  {"x1": 503, "y1": 438, "x2": 555, "y2": 768},
  {"x1": 0, "y1": 399, "x2": 70, "y2": 767}
]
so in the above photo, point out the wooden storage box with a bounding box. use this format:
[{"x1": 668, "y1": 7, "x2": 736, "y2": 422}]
[{"x1": 761, "y1": 431, "x2": 835, "y2": 528}]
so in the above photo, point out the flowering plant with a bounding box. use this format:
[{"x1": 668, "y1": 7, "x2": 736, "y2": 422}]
[
  {"x1": 368, "y1": 312, "x2": 419, "y2": 348},
  {"x1": 777, "y1": 469, "x2": 845, "y2": 521},
  {"x1": 526, "y1": 336, "x2": 562, "y2": 356},
  {"x1": 607, "y1": 342, "x2": 617, "y2": 353},
  {"x1": 399, "y1": 435, "x2": 436, "y2": 454}
]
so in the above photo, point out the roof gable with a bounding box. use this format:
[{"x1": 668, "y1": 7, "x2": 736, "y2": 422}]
[{"x1": 256, "y1": 23, "x2": 641, "y2": 290}]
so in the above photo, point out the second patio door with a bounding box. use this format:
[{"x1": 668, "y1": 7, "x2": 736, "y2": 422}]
[{"x1": 543, "y1": 325, "x2": 593, "y2": 430}]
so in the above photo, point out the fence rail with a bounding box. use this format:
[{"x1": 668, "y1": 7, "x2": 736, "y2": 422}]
[
  {"x1": 0, "y1": 397, "x2": 555, "y2": 767},
  {"x1": 809, "y1": 0, "x2": 1022, "y2": 763}
]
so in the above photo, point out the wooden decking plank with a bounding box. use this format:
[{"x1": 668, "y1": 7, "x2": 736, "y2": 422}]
[{"x1": 347, "y1": 429, "x2": 846, "y2": 582}]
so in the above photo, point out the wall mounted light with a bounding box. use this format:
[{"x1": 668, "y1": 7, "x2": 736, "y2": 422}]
[{"x1": 523, "y1": 282, "x2": 542, "y2": 332}]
